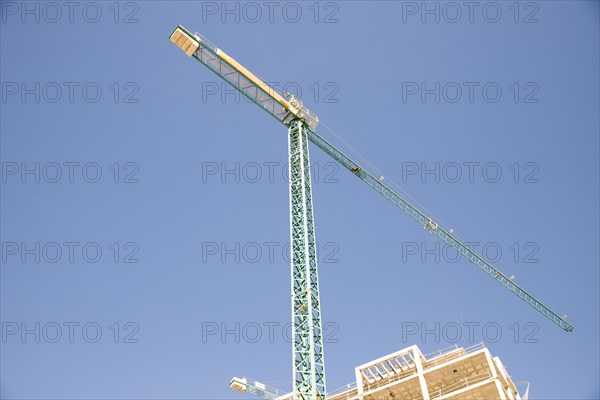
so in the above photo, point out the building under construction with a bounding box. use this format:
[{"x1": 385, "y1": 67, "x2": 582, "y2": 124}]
[
  {"x1": 232, "y1": 343, "x2": 528, "y2": 400},
  {"x1": 328, "y1": 343, "x2": 526, "y2": 400}
]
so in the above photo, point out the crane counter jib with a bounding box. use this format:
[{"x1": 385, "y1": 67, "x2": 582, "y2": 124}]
[{"x1": 169, "y1": 25, "x2": 319, "y2": 131}]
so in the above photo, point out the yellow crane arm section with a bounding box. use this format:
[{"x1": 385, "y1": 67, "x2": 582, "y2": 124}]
[
  {"x1": 215, "y1": 48, "x2": 291, "y2": 110},
  {"x1": 170, "y1": 26, "x2": 290, "y2": 110}
]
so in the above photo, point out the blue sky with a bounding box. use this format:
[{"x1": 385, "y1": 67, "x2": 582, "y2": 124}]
[{"x1": 1, "y1": 1, "x2": 598, "y2": 399}]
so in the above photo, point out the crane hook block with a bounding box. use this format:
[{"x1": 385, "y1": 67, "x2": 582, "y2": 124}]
[{"x1": 170, "y1": 27, "x2": 200, "y2": 57}]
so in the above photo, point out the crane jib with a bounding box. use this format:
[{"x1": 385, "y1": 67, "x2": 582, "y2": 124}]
[
  {"x1": 306, "y1": 128, "x2": 573, "y2": 333},
  {"x1": 169, "y1": 25, "x2": 573, "y2": 340}
]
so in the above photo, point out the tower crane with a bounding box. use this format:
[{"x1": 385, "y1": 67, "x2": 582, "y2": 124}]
[{"x1": 169, "y1": 25, "x2": 573, "y2": 400}]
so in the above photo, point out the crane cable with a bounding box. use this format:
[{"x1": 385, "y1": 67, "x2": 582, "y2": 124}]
[{"x1": 318, "y1": 119, "x2": 466, "y2": 326}]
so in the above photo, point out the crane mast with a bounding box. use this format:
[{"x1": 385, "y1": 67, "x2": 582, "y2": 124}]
[
  {"x1": 169, "y1": 25, "x2": 573, "y2": 400},
  {"x1": 288, "y1": 119, "x2": 327, "y2": 398}
]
